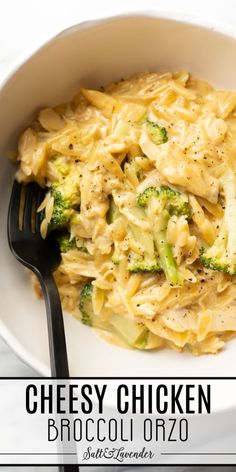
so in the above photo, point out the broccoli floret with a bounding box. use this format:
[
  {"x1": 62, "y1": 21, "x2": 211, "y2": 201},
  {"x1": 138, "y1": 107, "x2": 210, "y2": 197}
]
[
  {"x1": 199, "y1": 227, "x2": 236, "y2": 274},
  {"x1": 109, "y1": 197, "x2": 161, "y2": 272},
  {"x1": 199, "y1": 244, "x2": 232, "y2": 273},
  {"x1": 79, "y1": 282, "x2": 150, "y2": 349},
  {"x1": 47, "y1": 174, "x2": 80, "y2": 231},
  {"x1": 127, "y1": 221, "x2": 162, "y2": 273},
  {"x1": 146, "y1": 119, "x2": 168, "y2": 145},
  {"x1": 200, "y1": 170, "x2": 236, "y2": 275},
  {"x1": 58, "y1": 233, "x2": 77, "y2": 252},
  {"x1": 112, "y1": 244, "x2": 161, "y2": 273},
  {"x1": 48, "y1": 189, "x2": 73, "y2": 231},
  {"x1": 108, "y1": 197, "x2": 160, "y2": 272},
  {"x1": 138, "y1": 186, "x2": 191, "y2": 218},
  {"x1": 137, "y1": 186, "x2": 159, "y2": 206},
  {"x1": 137, "y1": 186, "x2": 191, "y2": 285},
  {"x1": 79, "y1": 282, "x2": 93, "y2": 326},
  {"x1": 79, "y1": 282, "x2": 108, "y2": 329},
  {"x1": 128, "y1": 253, "x2": 162, "y2": 273},
  {"x1": 124, "y1": 159, "x2": 142, "y2": 182},
  {"x1": 57, "y1": 232, "x2": 88, "y2": 253}
]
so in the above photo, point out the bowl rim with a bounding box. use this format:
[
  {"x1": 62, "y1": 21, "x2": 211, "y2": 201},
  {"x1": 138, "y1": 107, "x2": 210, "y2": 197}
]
[
  {"x1": 1, "y1": 9, "x2": 236, "y2": 94},
  {"x1": 1, "y1": 10, "x2": 236, "y2": 383}
]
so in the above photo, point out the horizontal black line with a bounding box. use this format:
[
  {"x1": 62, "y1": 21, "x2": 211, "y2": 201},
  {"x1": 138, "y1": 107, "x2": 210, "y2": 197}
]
[
  {"x1": 162, "y1": 453, "x2": 236, "y2": 456},
  {"x1": 5, "y1": 452, "x2": 236, "y2": 457},
  {"x1": 0, "y1": 453, "x2": 76, "y2": 456},
  {"x1": 1, "y1": 377, "x2": 236, "y2": 380},
  {"x1": 1, "y1": 464, "x2": 236, "y2": 468}
]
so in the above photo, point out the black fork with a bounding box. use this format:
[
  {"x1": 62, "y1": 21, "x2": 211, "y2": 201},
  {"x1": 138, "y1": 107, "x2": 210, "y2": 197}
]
[{"x1": 8, "y1": 180, "x2": 79, "y2": 471}]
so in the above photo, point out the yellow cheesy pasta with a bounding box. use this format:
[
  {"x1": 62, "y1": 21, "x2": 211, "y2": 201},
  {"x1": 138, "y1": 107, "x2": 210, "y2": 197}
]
[{"x1": 16, "y1": 71, "x2": 236, "y2": 355}]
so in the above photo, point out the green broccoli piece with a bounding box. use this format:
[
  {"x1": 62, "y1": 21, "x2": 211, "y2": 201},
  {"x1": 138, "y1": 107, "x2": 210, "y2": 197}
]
[
  {"x1": 79, "y1": 282, "x2": 93, "y2": 326},
  {"x1": 57, "y1": 232, "x2": 87, "y2": 253},
  {"x1": 127, "y1": 253, "x2": 162, "y2": 273},
  {"x1": 50, "y1": 155, "x2": 71, "y2": 177},
  {"x1": 137, "y1": 186, "x2": 191, "y2": 218},
  {"x1": 79, "y1": 282, "x2": 150, "y2": 349},
  {"x1": 58, "y1": 233, "x2": 77, "y2": 252},
  {"x1": 137, "y1": 187, "x2": 159, "y2": 207},
  {"x1": 127, "y1": 218, "x2": 161, "y2": 272},
  {"x1": 47, "y1": 174, "x2": 80, "y2": 231},
  {"x1": 48, "y1": 189, "x2": 73, "y2": 231},
  {"x1": 146, "y1": 119, "x2": 168, "y2": 145},
  {"x1": 107, "y1": 197, "x2": 124, "y2": 265},
  {"x1": 112, "y1": 243, "x2": 161, "y2": 273},
  {"x1": 199, "y1": 244, "x2": 231, "y2": 273},
  {"x1": 153, "y1": 231, "x2": 179, "y2": 284},
  {"x1": 107, "y1": 195, "x2": 120, "y2": 224},
  {"x1": 200, "y1": 170, "x2": 236, "y2": 275},
  {"x1": 109, "y1": 313, "x2": 148, "y2": 348},
  {"x1": 111, "y1": 241, "x2": 122, "y2": 265},
  {"x1": 108, "y1": 198, "x2": 161, "y2": 272},
  {"x1": 137, "y1": 186, "x2": 191, "y2": 285},
  {"x1": 124, "y1": 159, "x2": 141, "y2": 181},
  {"x1": 79, "y1": 282, "x2": 108, "y2": 329}
]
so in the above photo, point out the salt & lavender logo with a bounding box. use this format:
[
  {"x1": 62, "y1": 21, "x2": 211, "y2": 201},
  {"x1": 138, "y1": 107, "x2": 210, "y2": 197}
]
[{"x1": 82, "y1": 446, "x2": 155, "y2": 463}]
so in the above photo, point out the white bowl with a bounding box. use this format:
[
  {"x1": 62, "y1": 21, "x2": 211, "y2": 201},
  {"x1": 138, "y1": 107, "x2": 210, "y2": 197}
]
[{"x1": 1, "y1": 12, "x2": 236, "y2": 390}]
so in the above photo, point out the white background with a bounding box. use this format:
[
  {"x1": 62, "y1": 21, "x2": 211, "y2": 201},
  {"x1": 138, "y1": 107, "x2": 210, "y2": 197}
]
[
  {"x1": 0, "y1": 0, "x2": 236, "y2": 81},
  {"x1": 0, "y1": 0, "x2": 236, "y2": 471}
]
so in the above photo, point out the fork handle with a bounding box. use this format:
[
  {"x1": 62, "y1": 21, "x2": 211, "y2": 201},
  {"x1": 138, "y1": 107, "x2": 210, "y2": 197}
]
[
  {"x1": 39, "y1": 271, "x2": 80, "y2": 471},
  {"x1": 38, "y1": 270, "x2": 69, "y2": 378},
  {"x1": 59, "y1": 467, "x2": 79, "y2": 471}
]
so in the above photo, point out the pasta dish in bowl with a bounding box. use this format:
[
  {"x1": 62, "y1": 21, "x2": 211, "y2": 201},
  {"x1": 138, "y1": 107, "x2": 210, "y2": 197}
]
[{"x1": 15, "y1": 70, "x2": 236, "y2": 355}]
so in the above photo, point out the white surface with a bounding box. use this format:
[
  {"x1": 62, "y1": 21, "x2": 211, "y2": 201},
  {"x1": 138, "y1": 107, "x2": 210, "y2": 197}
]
[{"x1": 0, "y1": 0, "x2": 235, "y2": 90}]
